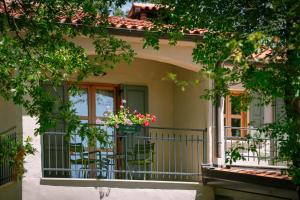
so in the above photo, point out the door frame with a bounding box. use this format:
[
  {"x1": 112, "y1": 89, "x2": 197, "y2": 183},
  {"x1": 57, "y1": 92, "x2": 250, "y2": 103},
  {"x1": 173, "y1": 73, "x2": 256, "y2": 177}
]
[{"x1": 68, "y1": 82, "x2": 121, "y2": 178}]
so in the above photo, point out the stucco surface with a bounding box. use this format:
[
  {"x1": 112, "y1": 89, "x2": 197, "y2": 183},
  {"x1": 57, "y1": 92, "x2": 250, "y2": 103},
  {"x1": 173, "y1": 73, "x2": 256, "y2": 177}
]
[
  {"x1": 82, "y1": 57, "x2": 176, "y2": 127},
  {"x1": 71, "y1": 36, "x2": 201, "y2": 72},
  {"x1": 22, "y1": 179, "x2": 199, "y2": 200},
  {"x1": 0, "y1": 97, "x2": 17, "y2": 133}
]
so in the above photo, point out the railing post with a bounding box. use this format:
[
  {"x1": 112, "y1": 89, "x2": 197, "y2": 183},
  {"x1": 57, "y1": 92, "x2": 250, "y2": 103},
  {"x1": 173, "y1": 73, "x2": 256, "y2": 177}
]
[
  {"x1": 224, "y1": 126, "x2": 227, "y2": 165},
  {"x1": 125, "y1": 134, "x2": 128, "y2": 180},
  {"x1": 203, "y1": 130, "x2": 207, "y2": 164},
  {"x1": 41, "y1": 134, "x2": 44, "y2": 178}
]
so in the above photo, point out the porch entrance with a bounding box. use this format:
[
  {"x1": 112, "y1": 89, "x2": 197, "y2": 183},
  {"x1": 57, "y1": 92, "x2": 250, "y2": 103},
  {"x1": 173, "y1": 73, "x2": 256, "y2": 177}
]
[{"x1": 42, "y1": 82, "x2": 206, "y2": 181}]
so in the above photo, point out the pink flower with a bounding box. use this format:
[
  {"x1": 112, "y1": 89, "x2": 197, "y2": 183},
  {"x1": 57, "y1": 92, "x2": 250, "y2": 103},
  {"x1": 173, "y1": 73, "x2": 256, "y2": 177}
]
[
  {"x1": 120, "y1": 105, "x2": 124, "y2": 109},
  {"x1": 115, "y1": 124, "x2": 119, "y2": 129},
  {"x1": 96, "y1": 118, "x2": 102, "y2": 124},
  {"x1": 151, "y1": 116, "x2": 157, "y2": 122},
  {"x1": 121, "y1": 99, "x2": 127, "y2": 104},
  {"x1": 138, "y1": 114, "x2": 145, "y2": 119},
  {"x1": 144, "y1": 121, "x2": 150, "y2": 127},
  {"x1": 124, "y1": 119, "x2": 133, "y2": 126},
  {"x1": 146, "y1": 114, "x2": 151, "y2": 118}
]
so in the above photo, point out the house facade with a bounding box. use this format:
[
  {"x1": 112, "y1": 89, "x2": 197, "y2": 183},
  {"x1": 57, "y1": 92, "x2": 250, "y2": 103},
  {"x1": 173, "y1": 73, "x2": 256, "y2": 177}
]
[{"x1": 0, "y1": 3, "x2": 296, "y2": 200}]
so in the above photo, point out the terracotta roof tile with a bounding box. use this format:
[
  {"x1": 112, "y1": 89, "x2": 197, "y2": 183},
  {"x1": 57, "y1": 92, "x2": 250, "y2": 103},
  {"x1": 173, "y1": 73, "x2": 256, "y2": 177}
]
[
  {"x1": 108, "y1": 16, "x2": 206, "y2": 35},
  {"x1": 213, "y1": 167, "x2": 291, "y2": 180},
  {"x1": 132, "y1": 3, "x2": 160, "y2": 11},
  {"x1": 202, "y1": 165, "x2": 296, "y2": 191},
  {"x1": 265, "y1": 170, "x2": 277, "y2": 175},
  {"x1": 255, "y1": 170, "x2": 267, "y2": 174},
  {"x1": 0, "y1": 2, "x2": 205, "y2": 36},
  {"x1": 252, "y1": 49, "x2": 272, "y2": 59},
  {"x1": 109, "y1": 16, "x2": 153, "y2": 30}
]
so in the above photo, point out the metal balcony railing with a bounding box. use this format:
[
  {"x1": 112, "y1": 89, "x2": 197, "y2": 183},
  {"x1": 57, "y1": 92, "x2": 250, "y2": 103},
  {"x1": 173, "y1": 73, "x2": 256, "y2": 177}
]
[
  {"x1": 224, "y1": 126, "x2": 287, "y2": 167},
  {"x1": 0, "y1": 127, "x2": 17, "y2": 186},
  {"x1": 41, "y1": 126, "x2": 207, "y2": 182}
]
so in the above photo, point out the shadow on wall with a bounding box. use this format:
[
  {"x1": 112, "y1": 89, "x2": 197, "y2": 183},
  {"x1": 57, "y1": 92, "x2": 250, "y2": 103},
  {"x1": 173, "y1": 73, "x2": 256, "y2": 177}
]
[
  {"x1": 95, "y1": 187, "x2": 209, "y2": 200},
  {"x1": 98, "y1": 187, "x2": 111, "y2": 200}
]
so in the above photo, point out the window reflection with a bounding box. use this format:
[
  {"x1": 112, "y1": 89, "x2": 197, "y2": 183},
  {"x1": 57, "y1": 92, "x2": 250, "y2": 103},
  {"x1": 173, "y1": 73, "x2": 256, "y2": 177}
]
[
  {"x1": 231, "y1": 96, "x2": 241, "y2": 115},
  {"x1": 70, "y1": 89, "x2": 88, "y2": 116},
  {"x1": 231, "y1": 118, "x2": 241, "y2": 136},
  {"x1": 96, "y1": 90, "x2": 114, "y2": 117}
]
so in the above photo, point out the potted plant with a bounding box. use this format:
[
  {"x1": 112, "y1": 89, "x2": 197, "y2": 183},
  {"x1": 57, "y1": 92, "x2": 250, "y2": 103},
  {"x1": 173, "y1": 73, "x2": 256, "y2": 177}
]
[{"x1": 102, "y1": 100, "x2": 157, "y2": 134}]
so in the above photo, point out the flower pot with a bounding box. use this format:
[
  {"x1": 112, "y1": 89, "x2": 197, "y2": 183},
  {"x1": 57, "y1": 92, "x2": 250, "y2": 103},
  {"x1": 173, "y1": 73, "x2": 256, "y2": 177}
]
[{"x1": 119, "y1": 124, "x2": 141, "y2": 134}]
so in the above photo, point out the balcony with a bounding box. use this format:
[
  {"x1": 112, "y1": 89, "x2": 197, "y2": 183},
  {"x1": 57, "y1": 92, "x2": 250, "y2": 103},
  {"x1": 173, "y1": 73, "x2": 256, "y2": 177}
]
[
  {"x1": 0, "y1": 127, "x2": 16, "y2": 186},
  {"x1": 224, "y1": 126, "x2": 287, "y2": 167},
  {"x1": 41, "y1": 126, "x2": 207, "y2": 182}
]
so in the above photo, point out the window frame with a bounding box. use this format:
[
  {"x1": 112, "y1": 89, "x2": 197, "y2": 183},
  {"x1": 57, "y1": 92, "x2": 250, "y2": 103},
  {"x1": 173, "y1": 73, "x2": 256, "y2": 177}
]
[
  {"x1": 69, "y1": 82, "x2": 120, "y2": 124},
  {"x1": 224, "y1": 91, "x2": 248, "y2": 137}
]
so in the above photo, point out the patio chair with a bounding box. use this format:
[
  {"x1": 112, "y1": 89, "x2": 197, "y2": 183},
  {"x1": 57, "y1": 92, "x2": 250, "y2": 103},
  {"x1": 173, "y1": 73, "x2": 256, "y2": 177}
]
[
  {"x1": 126, "y1": 142, "x2": 155, "y2": 180},
  {"x1": 69, "y1": 143, "x2": 110, "y2": 178}
]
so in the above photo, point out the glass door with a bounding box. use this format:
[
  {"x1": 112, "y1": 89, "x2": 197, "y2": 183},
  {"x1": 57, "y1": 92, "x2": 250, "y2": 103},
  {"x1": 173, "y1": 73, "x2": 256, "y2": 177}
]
[{"x1": 69, "y1": 84, "x2": 118, "y2": 178}]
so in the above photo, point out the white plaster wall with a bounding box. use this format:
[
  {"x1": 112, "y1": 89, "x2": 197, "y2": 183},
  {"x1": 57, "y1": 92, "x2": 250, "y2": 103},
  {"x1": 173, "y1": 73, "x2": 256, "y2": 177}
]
[
  {"x1": 82, "y1": 57, "x2": 175, "y2": 127},
  {"x1": 74, "y1": 57, "x2": 209, "y2": 129},
  {"x1": 173, "y1": 67, "x2": 208, "y2": 129},
  {"x1": 0, "y1": 97, "x2": 23, "y2": 138},
  {"x1": 0, "y1": 97, "x2": 17, "y2": 133},
  {"x1": 71, "y1": 36, "x2": 200, "y2": 72},
  {"x1": 22, "y1": 184, "x2": 200, "y2": 200}
]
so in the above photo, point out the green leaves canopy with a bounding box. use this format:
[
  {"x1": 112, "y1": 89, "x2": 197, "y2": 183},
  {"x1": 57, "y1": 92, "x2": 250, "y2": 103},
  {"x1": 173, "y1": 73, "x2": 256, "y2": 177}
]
[
  {"x1": 148, "y1": 0, "x2": 300, "y2": 184},
  {"x1": 0, "y1": 0, "x2": 134, "y2": 135},
  {"x1": 1, "y1": 0, "x2": 300, "y2": 185}
]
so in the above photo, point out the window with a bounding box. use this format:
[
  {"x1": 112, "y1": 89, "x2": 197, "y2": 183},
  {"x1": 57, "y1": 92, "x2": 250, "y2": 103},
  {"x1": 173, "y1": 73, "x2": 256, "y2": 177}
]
[
  {"x1": 224, "y1": 91, "x2": 248, "y2": 137},
  {"x1": 273, "y1": 97, "x2": 286, "y2": 122},
  {"x1": 70, "y1": 84, "x2": 119, "y2": 124}
]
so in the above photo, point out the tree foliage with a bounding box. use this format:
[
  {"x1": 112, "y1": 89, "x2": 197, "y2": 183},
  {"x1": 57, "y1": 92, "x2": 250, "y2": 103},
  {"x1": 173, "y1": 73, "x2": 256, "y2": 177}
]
[
  {"x1": 147, "y1": 0, "x2": 300, "y2": 185},
  {"x1": 0, "y1": 135, "x2": 36, "y2": 180},
  {"x1": 0, "y1": 0, "x2": 134, "y2": 136},
  {"x1": 1, "y1": 0, "x2": 300, "y2": 186}
]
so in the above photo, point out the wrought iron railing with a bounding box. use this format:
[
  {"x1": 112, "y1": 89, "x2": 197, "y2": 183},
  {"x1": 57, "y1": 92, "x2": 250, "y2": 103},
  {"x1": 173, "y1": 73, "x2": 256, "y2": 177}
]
[
  {"x1": 0, "y1": 127, "x2": 17, "y2": 186},
  {"x1": 41, "y1": 126, "x2": 207, "y2": 182},
  {"x1": 224, "y1": 126, "x2": 286, "y2": 167}
]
